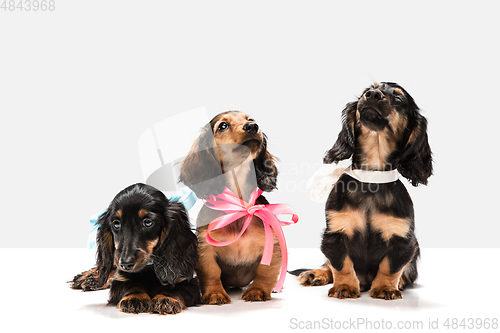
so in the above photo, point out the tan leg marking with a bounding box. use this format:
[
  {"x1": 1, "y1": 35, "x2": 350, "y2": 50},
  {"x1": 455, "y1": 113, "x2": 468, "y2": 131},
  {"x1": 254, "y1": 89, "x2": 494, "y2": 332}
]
[
  {"x1": 370, "y1": 257, "x2": 405, "y2": 300},
  {"x1": 151, "y1": 295, "x2": 185, "y2": 315},
  {"x1": 328, "y1": 256, "x2": 360, "y2": 299},
  {"x1": 196, "y1": 230, "x2": 230, "y2": 305},
  {"x1": 118, "y1": 291, "x2": 151, "y2": 313},
  {"x1": 241, "y1": 240, "x2": 281, "y2": 302}
]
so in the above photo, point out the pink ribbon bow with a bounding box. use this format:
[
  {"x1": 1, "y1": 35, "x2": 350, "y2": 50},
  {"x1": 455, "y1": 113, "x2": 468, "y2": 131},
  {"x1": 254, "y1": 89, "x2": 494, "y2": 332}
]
[{"x1": 204, "y1": 187, "x2": 299, "y2": 292}]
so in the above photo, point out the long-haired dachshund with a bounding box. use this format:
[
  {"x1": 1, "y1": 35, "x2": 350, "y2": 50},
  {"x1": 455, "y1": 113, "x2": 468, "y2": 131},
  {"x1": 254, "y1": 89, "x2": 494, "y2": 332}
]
[
  {"x1": 179, "y1": 111, "x2": 279, "y2": 304},
  {"x1": 70, "y1": 183, "x2": 200, "y2": 314},
  {"x1": 295, "y1": 82, "x2": 432, "y2": 300}
]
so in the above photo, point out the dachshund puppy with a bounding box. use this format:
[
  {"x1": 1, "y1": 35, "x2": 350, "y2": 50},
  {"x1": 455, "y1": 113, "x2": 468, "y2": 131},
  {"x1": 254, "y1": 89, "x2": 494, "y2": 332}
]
[
  {"x1": 70, "y1": 183, "x2": 199, "y2": 314},
  {"x1": 179, "y1": 111, "x2": 279, "y2": 304},
  {"x1": 297, "y1": 82, "x2": 432, "y2": 300}
]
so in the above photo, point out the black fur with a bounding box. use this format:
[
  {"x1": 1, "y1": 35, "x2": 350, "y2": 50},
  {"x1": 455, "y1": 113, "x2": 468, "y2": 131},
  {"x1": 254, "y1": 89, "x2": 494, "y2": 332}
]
[
  {"x1": 70, "y1": 183, "x2": 200, "y2": 314},
  {"x1": 324, "y1": 83, "x2": 433, "y2": 185},
  {"x1": 298, "y1": 83, "x2": 431, "y2": 299}
]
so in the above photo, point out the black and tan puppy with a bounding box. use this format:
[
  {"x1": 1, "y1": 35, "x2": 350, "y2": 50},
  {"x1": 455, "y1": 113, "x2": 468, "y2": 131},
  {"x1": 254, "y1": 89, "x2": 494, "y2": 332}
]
[
  {"x1": 70, "y1": 183, "x2": 199, "y2": 314},
  {"x1": 179, "y1": 111, "x2": 279, "y2": 304},
  {"x1": 297, "y1": 82, "x2": 432, "y2": 300}
]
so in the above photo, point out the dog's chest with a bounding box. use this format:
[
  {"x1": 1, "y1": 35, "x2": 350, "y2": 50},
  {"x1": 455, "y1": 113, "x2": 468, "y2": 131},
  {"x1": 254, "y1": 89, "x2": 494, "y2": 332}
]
[{"x1": 209, "y1": 216, "x2": 267, "y2": 266}]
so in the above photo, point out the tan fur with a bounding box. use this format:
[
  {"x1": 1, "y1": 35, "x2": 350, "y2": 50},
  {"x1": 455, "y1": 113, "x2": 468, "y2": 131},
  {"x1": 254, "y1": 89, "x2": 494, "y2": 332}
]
[
  {"x1": 327, "y1": 209, "x2": 366, "y2": 238},
  {"x1": 370, "y1": 257, "x2": 405, "y2": 300},
  {"x1": 328, "y1": 256, "x2": 360, "y2": 299},
  {"x1": 370, "y1": 213, "x2": 410, "y2": 241},
  {"x1": 118, "y1": 290, "x2": 151, "y2": 313},
  {"x1": 387, "y1": 109, "x2": 408, "y2": 140},
  {"x1": 241, "y1": 240, "x2": 281, "y2": 302},
  {"x1": 393, "y1": 88, "x2": 403, "y2": 95},
  {"x1": 146, "y1": 238, "x2": 158, "y2": 253},
  {"x1": 202, "y1": 216, "x2": 266, "y2": 266},
  {"x1": 183, "y1": 111, "x2": 279, "y2": 304},
  {"x1": 406, "y1": 122, "x2": 421, "y2": 147},
  {"x1": 298, "y1": 261, "x2": 333, "y2": 286},
  {"x1": 213, "y1": 112, "x2": 266, "y2": 198},
  {"x1": 356, "y1": 120, "x2": 396, "y2": 170},
  {"x1": 138, "y1": 209, "x2": 148, "y2": 218},
  {"x1": 113, "y1": 271, "x2": 128, "y2": 282},
  {"x1": 120, "y1": 292, "x2": 150, "y2": 302},
  {"x1": 196, "y1": 204, "x2": 280, "y2": 303},
  {"x1": 70, "y1": 267, "x2": 114, "y2": 291},
  {"x1": 151, "y1": 295, "x2": 186, "y2": 314},
  {"x1": 196, "y1": 233, "x2": 231, "y2": 305},
  {"x1": 225, "y1": 154, "x2": 254, "y2": 198},
  {"x1": 213, "y1": 113, "x2": 261, "y2": 146}
]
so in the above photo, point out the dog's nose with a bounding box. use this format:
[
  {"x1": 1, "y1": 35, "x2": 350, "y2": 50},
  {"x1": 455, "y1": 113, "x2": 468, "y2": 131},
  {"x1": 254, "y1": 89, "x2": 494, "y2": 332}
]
[
  {"x1": 365, "y1": 89, "x2": 384, "y2": 102},
  {"x1": 119, "y1": 258, "x2": 135, "y2": 271},
  {"x1": 243, "y1": 122, "x2": 259, "y2": 134}
]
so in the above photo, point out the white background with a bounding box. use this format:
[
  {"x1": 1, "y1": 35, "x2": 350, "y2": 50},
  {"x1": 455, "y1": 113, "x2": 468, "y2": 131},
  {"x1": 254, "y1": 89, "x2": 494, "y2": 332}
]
[
  {"x1": 1, "y1": 248, "x2": 499, "y2": 332},
  {"x1": 1, "y1": 0, "x2": 499, "y2": 248}
]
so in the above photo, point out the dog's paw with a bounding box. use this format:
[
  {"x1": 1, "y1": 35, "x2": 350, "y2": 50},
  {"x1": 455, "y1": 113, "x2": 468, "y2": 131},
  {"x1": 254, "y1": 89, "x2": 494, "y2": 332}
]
[
  {"x1": 201, "y1": 290, "x2": 231, "y2": 305},
  {"x1": 69, "y1": 267, "x2": 103, "y2": 291},
  {"x1": 151, "y1": 295, "x2": 185, "y2": 315},
  {"x1": 298, "y1": 269, "x2": 331, "y2": 286},
  {"x1": 118, "y1": 294, "x2": 151, "y2": 313},
  {"x1": 328, "y1": 284, "x2": 360, "y2": 299},
  {"x1": 370, "y1": 287, "x2": 402, "y2": 300},
  {"x1": 241, "y1": 287, "x2": 272, "y2": 302}
]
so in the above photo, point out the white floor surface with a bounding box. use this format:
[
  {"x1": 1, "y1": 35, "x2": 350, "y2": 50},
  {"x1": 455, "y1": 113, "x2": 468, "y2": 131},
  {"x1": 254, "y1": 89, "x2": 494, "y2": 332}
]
[{"x1": 1, "y1": 248, "x2": 498, "y2": 332}]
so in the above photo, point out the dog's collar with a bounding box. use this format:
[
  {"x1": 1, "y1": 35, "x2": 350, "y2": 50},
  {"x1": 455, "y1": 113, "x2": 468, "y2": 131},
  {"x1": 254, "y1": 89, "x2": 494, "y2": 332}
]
[
  {"x1": 307, "y1": 164, "x2": 401, "y2": 203},
  {"x1": 343, "y1": 165, "x2": 400, "y2": 184}
]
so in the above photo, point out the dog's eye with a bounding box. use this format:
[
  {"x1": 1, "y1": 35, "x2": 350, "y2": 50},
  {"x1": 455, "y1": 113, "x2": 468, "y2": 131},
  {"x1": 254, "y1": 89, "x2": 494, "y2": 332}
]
[
  {"x1": 112, "y1": 220, "x2": 121, "y2": 230},
  {"x1": 143, "y1": 218, "x2": 154, "y2": 228},
  {"x1": 217, "y1": 122, "x2": 229, "y2": 132}
]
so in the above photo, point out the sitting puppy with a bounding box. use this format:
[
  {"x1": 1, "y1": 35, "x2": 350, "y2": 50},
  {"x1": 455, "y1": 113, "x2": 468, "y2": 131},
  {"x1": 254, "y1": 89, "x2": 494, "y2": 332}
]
[
  {"x1": 70, "y1": 183, "x2": 199, "y2": 314},
  {"x1": 179, "y1": 111, "x2": 279, "y2": 304},
  {"x1": 296, "y1": 83, "x2": 432, "y2": 300}
]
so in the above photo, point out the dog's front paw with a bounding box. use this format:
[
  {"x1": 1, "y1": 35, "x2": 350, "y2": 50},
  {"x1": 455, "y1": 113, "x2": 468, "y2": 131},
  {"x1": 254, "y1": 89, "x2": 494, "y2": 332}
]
[
  {"x1": 118, "y1": 294, "x2": 151, "y2": 313},
  {"x1": 370, "y1": 287, "x2": 402, "y2": 300},
  {"x1": 241, "y1": 287, "x2": 272, "y2": 302},
  {"x1": 298, "y1": 269, "x2": 331, "y2": 286},
  {"x1": 201, "y1": 290, "x2": 231, "y2": 305},
  {"x1": 328, "y1": 284, "x2": 360, "y2": 299},
  {"x1": 151, "y1": 295, "x2": 185, "y2": 315}
]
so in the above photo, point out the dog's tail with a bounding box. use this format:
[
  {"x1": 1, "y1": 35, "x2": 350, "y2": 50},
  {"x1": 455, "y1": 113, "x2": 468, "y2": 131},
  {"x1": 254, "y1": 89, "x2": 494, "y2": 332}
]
[{"x1": 287, "y1": 269, "x2": 311, "y2": 276}]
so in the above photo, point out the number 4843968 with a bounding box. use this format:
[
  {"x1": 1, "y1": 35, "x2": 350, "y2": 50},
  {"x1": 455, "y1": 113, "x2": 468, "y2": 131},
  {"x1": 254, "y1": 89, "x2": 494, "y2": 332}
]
[
  {"x1": 443, "y1": 318, "x2": 498, "y2": 330},
  {"x1": 1, "y1": 0, "x2": 55, "y2": 11}
]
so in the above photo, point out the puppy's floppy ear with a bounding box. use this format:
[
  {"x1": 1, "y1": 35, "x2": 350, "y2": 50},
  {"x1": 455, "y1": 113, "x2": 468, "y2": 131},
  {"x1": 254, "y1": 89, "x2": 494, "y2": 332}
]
[
  {"x1": 254, "y1": 134, "x2": 278, "y2": 192},
  {"x1": 324, "y1": 101, "x2": 357, "y2": 164},
  {"x1": 95, "y1": 210, "x2": 115, "y2": 288},
  {"x1": 179, "y1": 124, "x2": 225, "y2": 198},
  {"x1": 398, "y1": 112, "x2": 433, "y2": 186},
  {"x1": 153, "y1": 201, "x2": 198, "y2": 287}
]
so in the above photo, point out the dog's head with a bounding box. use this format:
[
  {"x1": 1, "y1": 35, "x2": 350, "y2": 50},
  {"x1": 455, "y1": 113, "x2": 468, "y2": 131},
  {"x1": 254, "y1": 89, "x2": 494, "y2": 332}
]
[
  {"x1": 179, "y1": 111, "x2": 278, "y2": 198},
  {"x1": 324, "y1": 82, "x2": 433, "y2": 186},
  {"x1": 95, "y1": 183, "x2": 198, "y2": 288}
]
